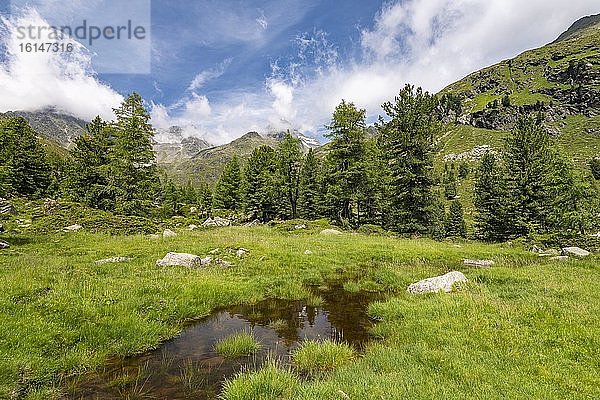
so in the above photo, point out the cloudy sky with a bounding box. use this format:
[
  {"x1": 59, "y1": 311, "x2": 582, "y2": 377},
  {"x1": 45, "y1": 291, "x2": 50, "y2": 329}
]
[{"x1": 0, "y1": 0, "x2": 598, "y2": 144}]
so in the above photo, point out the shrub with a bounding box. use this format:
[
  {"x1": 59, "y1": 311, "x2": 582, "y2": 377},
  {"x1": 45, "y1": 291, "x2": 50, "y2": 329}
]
[{"x1": 220, "y1": 361, "x2": 299, "y2": 400}]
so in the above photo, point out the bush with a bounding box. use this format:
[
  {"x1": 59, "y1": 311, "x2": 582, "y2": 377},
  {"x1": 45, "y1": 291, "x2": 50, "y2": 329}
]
[
  {"x1": 590, "y1": 158, "x2": 600, "y2": 180},
  {"x1": 215, "y1": 332, "x2": 261, "y2": 358},
  {"x1": 292, "y1": 340, "x2": 354, "y2": 374},
  {"x1": 357, "y1": 224, "x2": 386, "y2": 236}
]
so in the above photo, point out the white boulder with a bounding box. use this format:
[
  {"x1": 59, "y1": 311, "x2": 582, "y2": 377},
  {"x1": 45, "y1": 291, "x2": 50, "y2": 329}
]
[
  {"x1": 407, "y1": 271, "x2": 468, "y2": 294},
  {"x1": 561, "y1": 247, "x2": 590, "y2": 257},
  {"x1": 156, "y1": 252, "x2": 205, "y2": 268}
]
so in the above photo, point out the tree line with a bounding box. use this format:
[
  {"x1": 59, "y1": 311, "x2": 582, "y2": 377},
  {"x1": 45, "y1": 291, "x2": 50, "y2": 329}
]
[{"x1": 1, "y1": 87, "x2": 598, "y2": 240}]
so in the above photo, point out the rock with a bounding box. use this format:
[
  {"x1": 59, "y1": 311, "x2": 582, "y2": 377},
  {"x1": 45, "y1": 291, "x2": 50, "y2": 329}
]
[
  {"x1": 202, "y1": 217, "x2": 231, "y2": 227},
  {"x1": 95, "y1": 257, "x2": 131, "y2": 265},
  {"x1": 209, "y1": 248, "x2": 220, "y2": 254},
  {"x1": 156, "y1": 252, "x2": 204, "y2": 268},
  {"x1": 320, "y1": 229, "x2": 342, "y2": 235},
  {"x1": 304, "y1": 250, "x2": 313, "y2": 255},
  {"x1": 190, "y1": 206, "x2": 198, "y2": 214},
  {"x1": 244, "y1": 219, "x2": 261, "y2": 227},
  {"x1": 201, "y1": 256, "x2": 212, "y2": 265},
  {"x1": 216, "y1": 259, "x2": 234, "y2": 267},
  {"x1": 530, "y1": 245, "x2": 544, "y2": 254},
  {"x1": 0, "y1": 198, "x2": 17, "y2": 215},
  {"x1": 63, "y1": 224, "x2": 82, "y2": 232},
  {"x1": 463, "y1": 259, "x2": 495, "y2": 268},
  {"x1": 0, "y1": 240, "x2": 9, "y2": 250},
  {"x1": 407, "y1": 271, "x2": 468, "y2": 294},
  {"x1": 236, "y1": 248, "x2": 249, "y2": 257},
  {"x1": 163, "y1": 229, "x2": 177, "y2": 238},
  {"x1": 43, "y1": 198, "x2": 60, "y2": 214},
  {"x1": 550, "y1": 256, "x2": 569, "y2": 261},
  {"x1": 188, "y1": 224, "x2": 198, "y2": 231},
  {"x1": 294, "y1": 224, "x2": 307, "y2": 230},
  {"x1": 561, "y1": 247, "x2": 591, "y2": 257}
]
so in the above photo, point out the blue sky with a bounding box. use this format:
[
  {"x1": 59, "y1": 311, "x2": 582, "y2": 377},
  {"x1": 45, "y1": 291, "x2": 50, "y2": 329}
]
[{"x1": 1, "y1": 1, "x2": 599, "y2": 144}]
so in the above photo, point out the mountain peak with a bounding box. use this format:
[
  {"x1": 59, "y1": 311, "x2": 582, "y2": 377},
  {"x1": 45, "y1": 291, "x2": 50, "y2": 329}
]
[{"x1": 553, "y1": 13, "x2": 600, "y2": 43}]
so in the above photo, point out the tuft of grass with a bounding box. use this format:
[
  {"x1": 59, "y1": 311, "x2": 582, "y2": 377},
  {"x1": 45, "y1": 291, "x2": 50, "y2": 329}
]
[
  {"x1": 220, "y1": 361, "x2": 300, "y2": 400},
  {"x1": 293, "y1": 340, "x2": 355, "y2": 375},
  {"x1": 215, "y1": 332, "x2": 261, "y2": 358}
]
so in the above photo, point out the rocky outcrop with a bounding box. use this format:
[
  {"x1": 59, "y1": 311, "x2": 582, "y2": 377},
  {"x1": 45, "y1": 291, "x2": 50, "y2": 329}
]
[
  {"x1": 561, "y1": 247, "x2": 591, "y2": 257},
  {"x1": 407, "y1": 271, "x2": 468, "y2": 294},
  {"x1": 156, "y1": 252, "x2": 209, "y2": 268},
  {"x1": 202, "y1": 217, "x2": 231, "y2": 227}
]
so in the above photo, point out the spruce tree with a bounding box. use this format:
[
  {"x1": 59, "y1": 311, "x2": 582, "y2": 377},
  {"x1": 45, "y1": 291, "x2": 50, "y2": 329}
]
[
  {"x1": 298, "y1": 148, "x2": 321, "y2": 220},
  {"x1": 474, "y1": 152, "x2": 510, "y2": 241},
  {"x1": 0, "y1": 116, "x2": 51, "y2": 197},
  {"x1": 324, "y1": 100, "x2": 367, "y2": 227},
  {"x1": 110, "y1": 93, "x2": 160, "y2": 216},
  {"x1": 445, "y1": 200, "x2": 467, "y2": 238},
  {"x1": 276, "y1": 133, "x2": 303, "y2": 219},
  {"x1": 443, "y1": 165, "x2": 458, "y2": 200},
  {"x1": 378, "y1": 84, "x2": 440, "y2": 234},
  {"x1": 244, "y1": 145, "x2": 277, "y2": 222},
  {"x1": 213, "y1": 155, "x2": 243, "y2": 211}
]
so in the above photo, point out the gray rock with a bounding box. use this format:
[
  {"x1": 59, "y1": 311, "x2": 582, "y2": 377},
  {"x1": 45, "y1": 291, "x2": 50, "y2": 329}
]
[
  {"x1": 95, "y1": 257, "x2": 131, "y2": 265},
  {"x1": 236, "y1": 248, "x2": 249, "y2": 257},
  {"x1": 320, "y1": 228, "x2": 342, "y2": 235},
  {"x1": 463, "y1": 259, "x2": 495, "y2": 268},
  {"x1": 244, "y1": 219, "x2": 261, "y2": 227},
  {"x1": 216, "y1": 259, "x2": 234, "y2": 267},
  {"x1": 0, "y1": 198, "x2": 17, "y2": 215},
  {"x1": 530, "y1": 245, "x2": 544, "y2": 254},
  {"x1": 201, "y1": 256, "x2": 212, "y2": 265},
  {"x1": 294, "y1": 224, "x2": 307, "y2": 230},
  {"x1": 550, "y1": 256, "x2": 569, "y2": 261},
  {"x1": 304, "y1": 250, "x2": 313, "y2": 255},
  {"x1": 188, "y1": 224, "x2": 198, "y2": 231},
  {"x1": 63, "y1": 224, "x2": 82, "y2": 232},
  {"x1": 190, "y1": 206, "x2": 198, "y2": 214},
  {"x1": 156, "y1": 252, "x2": 204, "y2": 268},
  {"x1": 561, "y1": 247, "x2": 591, "y2": 257},
  {"x1": 407, "y1": 271, "x2": 468, "y2": 294},
  {"x1": 163, "y1": 229, "x2": 177, "y2": 238},
  {"x1": 202, "y1": 217, "x2": 231, "y2": 227},
  {"x1": 209, "y1": 248, "x2": 220, "y2": 254},
  {"x1": 0, "y1": 240, "x2": 9, "y2": 250}
]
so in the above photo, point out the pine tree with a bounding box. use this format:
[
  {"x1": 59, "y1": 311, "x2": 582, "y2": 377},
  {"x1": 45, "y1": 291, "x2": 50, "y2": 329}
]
[
  {"x1": 474, "y1": 152, "x2": 510, "y2": 241},
  {"x1": 0, "y1": 116, "x2": 51, "y2": 197},
  {"x1": 276, "y1": 133, "x2": 303, "y2": 219},
  {"x1": 110, "y1": 93, "x2": 160, "y2": 216},
  {"x1": 298, "y1": 148, "x2": 321, "y2": 220},
  {"x1": 445, "y1": 200, "x2": 467, "y2": 238},
  {"x1": 244, "y1": 145, "x2": 277, "y2": 222},
  {"x1": 443, "y1": 164, "x2": 458, "y2": 200},
  {"x1": 378, "y1": 84, "x2": 440, "y2": 234},
  {"x1": 213, "y1": 155, "x2": 243, "y2": 211},
  {"x1": 324, "y1": 100, "x2": 367, "y2": 227}
]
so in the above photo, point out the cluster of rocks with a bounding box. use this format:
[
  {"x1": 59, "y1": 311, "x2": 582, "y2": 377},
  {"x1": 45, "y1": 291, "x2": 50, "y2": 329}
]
[
  {"x1": 202, "y1": 217, "x2": 231, "y2": 227},
  {"x1": 155, "y1": 247, "x2": 249, "y2": 268},
  {"x1": 530, "y1": 245, "x2": 591, "y2": 260},
  {"x1": 443, "y1": 145, "x2": 494, "y2": 162},
  {"x1": 0, "y1": 198, "x2": 17, "y2": 215}
]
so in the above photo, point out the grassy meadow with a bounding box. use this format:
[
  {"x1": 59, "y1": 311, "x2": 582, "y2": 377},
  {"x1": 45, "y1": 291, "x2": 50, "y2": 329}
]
[{"x1": 0, "y1": 223, "x2": 598, "y2": 399}]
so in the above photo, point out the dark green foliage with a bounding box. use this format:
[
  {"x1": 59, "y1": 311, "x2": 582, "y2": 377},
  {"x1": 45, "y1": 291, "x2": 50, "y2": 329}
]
[
  {"x1": 213, "y1": 155, "x2": 243, "y2": 211},
  {"x1": 276, "y1": 133, "x2": 303, "y2": 219},
  {"x1": 474, "y1": 152, "x2": 511, "y2": 241},
  {"x1": 443, "y1": 164, "x2": 458, "y2": 200},
  {"x1": 0, "y1": 116, "x2": 51, "y2": 198},
  {"x1": 428, "y1": 190, "x2": 447, "y2": 240},
  {"x1": 110, "y1": 93, "x2": 161, "y2": 216},
  {"x1": 378, "y1": 84, "x2": 441, "y2": 234},
  {"x1": 445, "y1": 200, "x2": 467, "y2": 238},
  {"x1": 590, "y1": 157, "x2": 600, "y2": 180},
  {"x1": 298, "y1": 149, "x2": 321, "y2": 220},
  {"x1": 161, "y1": 180, "x2": 180, "y2": 217},
  {"x1": 244, "y1": 146, "x2": 277, "y2": 222},
  {"x1": 458, "y1": 162, "x2": 470, "y2": 179},
  {"x1": 501, "y1": 93, "x2": 511, "y2": 107},
  {"x1": 324, "y1": 100, "x2": 368, "y2": 227},
  {"x1": 437, "y1": 93, "x2": 463, "y2": 121}
]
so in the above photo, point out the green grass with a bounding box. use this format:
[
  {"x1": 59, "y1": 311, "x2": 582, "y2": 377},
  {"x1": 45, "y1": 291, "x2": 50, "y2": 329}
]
[
  {"x1": 220, "y1": 361, "x2": 300, "y2": 400},
  {"x1": 215, "y1": 332, "x2": 261, "y2": 358},
  {"x1": 0, "y1": 223, "x2": 599, "y2": 399},
  {"x1": 292, "y1": 340, "x2": 355, "y2": 375}
]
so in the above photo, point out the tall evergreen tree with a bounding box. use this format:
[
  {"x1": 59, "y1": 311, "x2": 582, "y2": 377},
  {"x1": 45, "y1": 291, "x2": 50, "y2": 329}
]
[
  {"x1": 110, "y1": 93, "x2": 160, "y2": 216},
  {"x1": 445, "y1": 200, "x2": 467, "y2": 238},
  {"x1": 276, "y1": 133, "x2": 303, "y2": 219},
  {"x1": 474, "y1": 152, "x2": 510, "y2": 241},
  {"x1": 213, "y1": 155, "x2": 243, "y2": 211},
  {"x1": 324, "y1": 100, "x2": 367, "y2": 227},
  {"x1": 298, "y1": 148, "x2": 321, "y2": 220},
  {"x1": 244, "y1": 145, "x2": 277, "y2": 222},
  {"x1": 0, "y1": 116, "x2": 51, "y2": 197},
  {"x1": 378, "y1": 84, "x2": 440, "y2": 234}
]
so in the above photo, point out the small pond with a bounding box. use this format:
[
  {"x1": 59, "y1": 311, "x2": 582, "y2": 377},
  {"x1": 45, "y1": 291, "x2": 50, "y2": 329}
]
[{"x1": 67, "y1": 286, "x2": 383, "y2": 399}]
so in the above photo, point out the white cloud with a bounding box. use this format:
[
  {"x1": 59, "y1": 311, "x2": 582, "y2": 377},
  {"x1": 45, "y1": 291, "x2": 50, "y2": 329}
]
[
  {"x1": 0, "y1": 8, "x2": 122, "y2": 121},
  {"x1": 187, "y1": 58, "x2": 232, "y2": 92}
]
